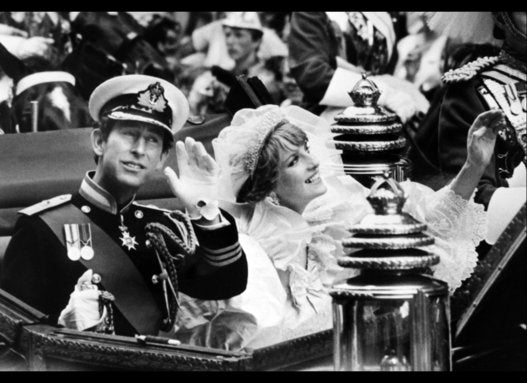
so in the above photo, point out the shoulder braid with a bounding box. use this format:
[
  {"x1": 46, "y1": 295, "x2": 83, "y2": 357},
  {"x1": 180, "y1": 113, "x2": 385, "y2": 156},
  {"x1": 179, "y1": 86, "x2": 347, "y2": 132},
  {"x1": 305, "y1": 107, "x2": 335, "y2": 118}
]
[{"x1": 442, "y1": 56, "x2": 500, "y2": 84}]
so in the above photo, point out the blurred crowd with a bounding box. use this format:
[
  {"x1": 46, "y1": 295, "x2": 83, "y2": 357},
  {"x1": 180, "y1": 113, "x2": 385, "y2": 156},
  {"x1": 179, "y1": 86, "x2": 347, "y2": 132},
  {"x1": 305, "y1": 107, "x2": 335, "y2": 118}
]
[{"x1": 0, "y1": 11, "x2": 512, "y2": 135}]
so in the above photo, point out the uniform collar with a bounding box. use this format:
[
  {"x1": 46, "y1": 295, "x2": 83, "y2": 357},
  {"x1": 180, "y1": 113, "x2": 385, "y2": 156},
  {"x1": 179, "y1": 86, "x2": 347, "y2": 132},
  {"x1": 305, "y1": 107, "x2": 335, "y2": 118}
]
[{"x1": 79, "y1": 171, "x2": 135, "y2": 215}]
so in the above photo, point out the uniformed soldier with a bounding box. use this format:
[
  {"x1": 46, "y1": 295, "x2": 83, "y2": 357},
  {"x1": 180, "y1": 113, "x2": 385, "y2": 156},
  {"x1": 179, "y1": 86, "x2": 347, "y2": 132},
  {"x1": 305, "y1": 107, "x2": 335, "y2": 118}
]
[
  {"x1": 429, "y1": 13, "x2": 526, "y2": 369},
  {"x1": 434, "y1": 12, "x2": 526, "y2": 245},
  {"x1": 0, "y1": 74, "x2": 248, "y2": 337}
]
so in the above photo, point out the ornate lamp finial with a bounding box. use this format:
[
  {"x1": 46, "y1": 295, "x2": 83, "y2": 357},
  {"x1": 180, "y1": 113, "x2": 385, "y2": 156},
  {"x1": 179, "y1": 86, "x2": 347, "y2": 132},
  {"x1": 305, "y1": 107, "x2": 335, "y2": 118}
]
[
  {"x1": 348, "y1": 72, "x2": 381, "y2": 107},
  {"x1": 367, "y1": 173, "x2": 408, "y2": 215},
  {"x1": 331, "y1": 174, "x2": 451, "y2": 372}
]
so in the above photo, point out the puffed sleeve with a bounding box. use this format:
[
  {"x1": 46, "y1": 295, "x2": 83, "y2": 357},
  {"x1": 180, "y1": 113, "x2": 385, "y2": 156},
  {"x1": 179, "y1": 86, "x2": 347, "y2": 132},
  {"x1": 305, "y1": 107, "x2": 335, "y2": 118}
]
[{"x1": 401, "y1": 181, "x2": 487, "y2": 292}]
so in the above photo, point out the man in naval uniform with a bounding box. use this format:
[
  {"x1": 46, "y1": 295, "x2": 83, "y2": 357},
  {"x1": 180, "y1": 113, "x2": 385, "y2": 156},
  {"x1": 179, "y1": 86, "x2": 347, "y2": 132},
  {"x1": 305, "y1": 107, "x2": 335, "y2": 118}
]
[{"x1": 0, "y1": 74, "x2": 248, "y2": 337}]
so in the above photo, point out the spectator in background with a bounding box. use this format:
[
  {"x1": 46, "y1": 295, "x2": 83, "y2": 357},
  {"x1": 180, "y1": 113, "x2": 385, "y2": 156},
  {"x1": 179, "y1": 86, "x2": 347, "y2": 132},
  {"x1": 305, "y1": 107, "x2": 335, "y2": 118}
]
[
  {"x1": 181, "y1": 13, "x2": 288, "y2": 116},
  {"x1": 62, "y1": 12, "x2": 173, "y2": 100},
  {"x1": 407, "y1": 42, "x2": 501, "y2": 190},
  {"x1": 393, "y1": 12, "x2": 448, "y2": 102},
  {"x1": 220, "y1": 13, "x2": 268, "y2": 76},
  {"x1": 0, "y1": 12, "x2": 59, "y2": 104},
  {"x1": 179, "y1": 12, "x2": 287, "y2": 72},
  {"x1": 431, "y1": 12, "x2": 526, "y2": 244},
  {"x1": 287, "y1": 12, "x2": 429, "y2": 124},
  {"x1": 142, "y1": 13, "x2": 187, "y2": 81},
  {"x1": 0, "y1": 40, "x2": 92, "y2": 134},
  {"x1": 0, "y1": 12, "x2": 70, "y2": 66}
]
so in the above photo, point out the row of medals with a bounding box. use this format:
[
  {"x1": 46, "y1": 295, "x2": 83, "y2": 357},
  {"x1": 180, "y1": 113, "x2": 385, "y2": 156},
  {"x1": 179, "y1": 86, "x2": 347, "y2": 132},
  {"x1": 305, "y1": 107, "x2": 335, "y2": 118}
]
[
  {"x1": 64, "y1": 221, "x2": 138, "y2": 261},
  {"x1": 64, "y1": 223, "x2": 94, "y2": 261}
]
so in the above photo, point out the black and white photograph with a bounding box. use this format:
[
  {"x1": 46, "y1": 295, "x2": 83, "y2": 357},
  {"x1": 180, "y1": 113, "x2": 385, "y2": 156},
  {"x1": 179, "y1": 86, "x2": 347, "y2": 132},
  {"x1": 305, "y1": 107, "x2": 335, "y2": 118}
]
[{"x1": 0, "y1": 11, "x2": 525, "y2": 372}]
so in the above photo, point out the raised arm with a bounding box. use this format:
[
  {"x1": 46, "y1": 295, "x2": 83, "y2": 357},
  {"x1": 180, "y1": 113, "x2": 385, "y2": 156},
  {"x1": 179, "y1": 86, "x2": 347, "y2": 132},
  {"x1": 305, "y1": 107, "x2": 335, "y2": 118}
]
[
  {"x1": 449, "y1": 109, "x2": 506, "y2": 200},
  {"x1": 164, "y1": 136, "x2": 248, "y2": 299}
]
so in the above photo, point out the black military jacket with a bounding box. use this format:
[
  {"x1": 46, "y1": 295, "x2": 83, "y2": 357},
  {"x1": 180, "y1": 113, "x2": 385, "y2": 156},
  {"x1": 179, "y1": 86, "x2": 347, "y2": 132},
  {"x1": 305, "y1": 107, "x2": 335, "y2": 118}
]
[
  {"x1": 0, "y1": 172, "x2": 247, "y2": 336},
  {"x1": 437, "y1": 61, "x2": 525, "y2": 208}
]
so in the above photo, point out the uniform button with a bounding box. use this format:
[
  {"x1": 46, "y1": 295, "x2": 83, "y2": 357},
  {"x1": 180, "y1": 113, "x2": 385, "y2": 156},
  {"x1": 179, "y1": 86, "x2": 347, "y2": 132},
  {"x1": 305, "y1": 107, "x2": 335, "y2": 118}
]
[
  {"x1": 92, "y1": 273, "x2": 102, "y2": 284},
  {"x1": 81, "y1": 205, "x2": 91, "y2": 213}
]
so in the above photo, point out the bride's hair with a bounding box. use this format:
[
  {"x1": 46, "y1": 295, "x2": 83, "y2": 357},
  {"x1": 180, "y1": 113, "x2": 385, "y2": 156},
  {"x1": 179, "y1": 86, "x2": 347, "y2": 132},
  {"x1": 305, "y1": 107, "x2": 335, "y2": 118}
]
[{"x1": 237, "y1": 122, "x2": 307, "y2": 204}]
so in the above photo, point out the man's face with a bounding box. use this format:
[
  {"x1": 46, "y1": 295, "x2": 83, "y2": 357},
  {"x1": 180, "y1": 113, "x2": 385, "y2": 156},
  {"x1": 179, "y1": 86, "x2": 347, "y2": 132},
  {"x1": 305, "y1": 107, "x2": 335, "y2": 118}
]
[
  {"x1": 92, "y1": 120, "x2": 168, "y2": 194},
  {"x1": 223, "y1": 26, "x2": 261, "y2": 62}
]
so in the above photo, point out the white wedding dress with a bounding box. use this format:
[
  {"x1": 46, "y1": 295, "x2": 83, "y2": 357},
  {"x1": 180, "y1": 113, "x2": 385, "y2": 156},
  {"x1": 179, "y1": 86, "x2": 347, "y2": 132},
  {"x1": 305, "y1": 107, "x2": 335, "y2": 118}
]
[
  {"x1": 172, "y1": 104, "x2": 487, "y2": 351},
  {"x1": 173, "y1": 172, "x2": 487, "y2": 350}
]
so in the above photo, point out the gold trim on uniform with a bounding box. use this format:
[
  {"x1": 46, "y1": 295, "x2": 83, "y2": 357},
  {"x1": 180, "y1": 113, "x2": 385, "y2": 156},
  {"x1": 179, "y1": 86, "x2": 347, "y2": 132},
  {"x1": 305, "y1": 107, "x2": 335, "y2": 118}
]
[{"x1": 442, "y1": 56, "x2": 500, "y2": 84}]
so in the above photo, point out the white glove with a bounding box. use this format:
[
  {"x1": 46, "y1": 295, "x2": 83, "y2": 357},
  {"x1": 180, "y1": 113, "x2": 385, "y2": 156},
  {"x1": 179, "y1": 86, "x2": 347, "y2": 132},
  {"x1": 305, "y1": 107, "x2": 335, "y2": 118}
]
[
  {"x1": 58, "y1": 269, "x2": 107, "y2": 331},
  {"x1": 164, "y1": 136, "x2": 220, "y2": 219}
]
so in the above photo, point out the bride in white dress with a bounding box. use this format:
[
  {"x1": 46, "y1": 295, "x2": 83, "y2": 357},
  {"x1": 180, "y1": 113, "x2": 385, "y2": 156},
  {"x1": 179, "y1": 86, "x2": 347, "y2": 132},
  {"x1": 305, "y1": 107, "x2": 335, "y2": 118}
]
[{"x1": 173, "y1": 104, "x2": 503, "y2": 351}]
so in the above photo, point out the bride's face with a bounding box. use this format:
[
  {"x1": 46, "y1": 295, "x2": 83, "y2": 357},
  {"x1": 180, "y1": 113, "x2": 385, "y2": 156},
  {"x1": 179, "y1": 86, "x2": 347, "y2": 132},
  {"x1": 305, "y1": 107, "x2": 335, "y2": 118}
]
[{"x1": 274, "y1": 141, "x2": 327, "y2": 213}]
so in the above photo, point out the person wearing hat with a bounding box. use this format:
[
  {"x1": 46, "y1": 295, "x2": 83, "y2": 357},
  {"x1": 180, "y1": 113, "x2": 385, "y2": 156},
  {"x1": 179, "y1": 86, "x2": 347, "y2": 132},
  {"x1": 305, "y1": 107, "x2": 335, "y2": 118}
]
[
  {"x1": 179, "y1": 12, "x2": 288, "y2": 73},
  {"x1": 221, "y1": 12, "x2": 266, "y2": 76},
  {"x1": 0, "y1": 74, "x2": 248, "y2": 337},
  {"x1": 183, "y1": 12, "x2": 286, "y2": 115}
]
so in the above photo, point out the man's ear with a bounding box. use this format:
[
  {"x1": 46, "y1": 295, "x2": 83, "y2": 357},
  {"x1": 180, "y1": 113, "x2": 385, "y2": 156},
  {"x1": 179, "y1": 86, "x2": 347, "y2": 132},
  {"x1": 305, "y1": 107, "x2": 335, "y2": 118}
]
[
  {"x1": 156, "y1": 151, "x2": 170, "y2": 171},
  {"x1": 91, "y1": 128, "x2": 105, "y2": 157}
]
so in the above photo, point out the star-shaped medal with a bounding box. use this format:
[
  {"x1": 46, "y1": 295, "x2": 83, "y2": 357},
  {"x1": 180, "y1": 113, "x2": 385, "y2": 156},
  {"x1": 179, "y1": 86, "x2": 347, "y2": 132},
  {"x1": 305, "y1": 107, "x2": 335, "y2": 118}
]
[{"x1": 120, "y1": 231, "x2": 138, "y2": 251}]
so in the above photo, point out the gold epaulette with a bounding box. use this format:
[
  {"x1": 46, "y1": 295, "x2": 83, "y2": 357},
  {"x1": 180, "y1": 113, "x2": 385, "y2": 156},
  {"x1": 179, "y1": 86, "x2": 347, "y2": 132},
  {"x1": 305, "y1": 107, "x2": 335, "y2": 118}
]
[
  {"x1": 19, "y1": 194, "x2": 72, "y2": 216},
  {"x1": 442, "y1": 56, "x2": 500, "y2": 84}
]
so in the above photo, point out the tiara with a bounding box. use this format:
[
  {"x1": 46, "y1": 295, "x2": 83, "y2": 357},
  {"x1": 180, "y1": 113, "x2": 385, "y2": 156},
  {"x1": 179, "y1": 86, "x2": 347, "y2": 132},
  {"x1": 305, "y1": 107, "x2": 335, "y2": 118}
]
[{"x1": 241, "y1": 111, "x2": 289, "y2": 175}]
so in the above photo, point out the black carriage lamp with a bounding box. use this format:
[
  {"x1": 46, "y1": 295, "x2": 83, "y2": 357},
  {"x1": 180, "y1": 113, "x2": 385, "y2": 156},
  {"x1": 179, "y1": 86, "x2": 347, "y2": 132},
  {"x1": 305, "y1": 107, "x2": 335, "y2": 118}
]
[
  {"x1": 329, "y1": 73, "x2": 409, "y2": 188},
  {"x1": 330, "y1": 174, "x2": 451, "y2": 371}
]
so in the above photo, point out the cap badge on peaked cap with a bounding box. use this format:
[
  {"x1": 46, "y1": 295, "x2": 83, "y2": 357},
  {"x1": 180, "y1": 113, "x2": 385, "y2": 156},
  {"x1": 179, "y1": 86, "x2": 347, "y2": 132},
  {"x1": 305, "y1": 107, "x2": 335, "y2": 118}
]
[{"x1": 136, "y1": 82, "x2": 168, "y2": 113}]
